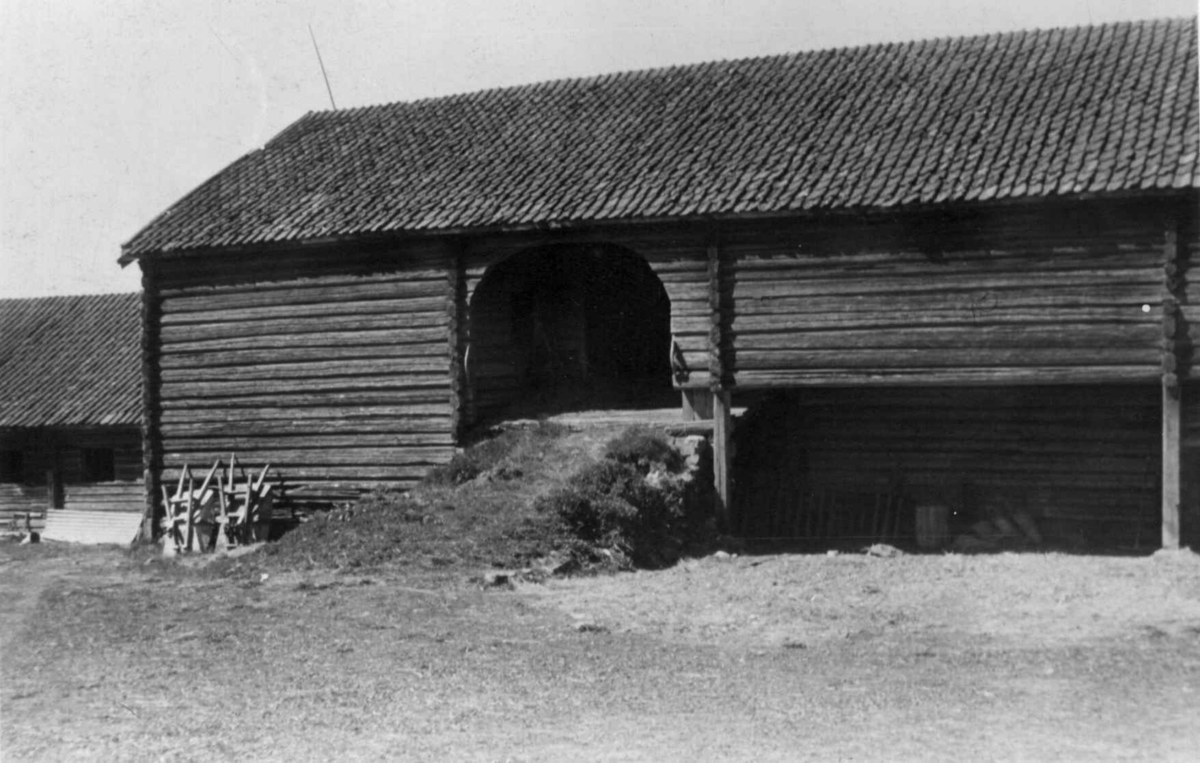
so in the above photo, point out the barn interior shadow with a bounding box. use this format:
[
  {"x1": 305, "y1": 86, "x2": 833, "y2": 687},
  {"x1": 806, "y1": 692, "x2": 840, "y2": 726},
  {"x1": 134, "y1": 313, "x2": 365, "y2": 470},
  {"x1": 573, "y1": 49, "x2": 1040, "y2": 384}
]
[
  {"x1": 467, "y1": 243, "x2": 676, "y2": 423},
  {"x1": 731, "y1": 388, "x2": 1172, "y2": 558}
]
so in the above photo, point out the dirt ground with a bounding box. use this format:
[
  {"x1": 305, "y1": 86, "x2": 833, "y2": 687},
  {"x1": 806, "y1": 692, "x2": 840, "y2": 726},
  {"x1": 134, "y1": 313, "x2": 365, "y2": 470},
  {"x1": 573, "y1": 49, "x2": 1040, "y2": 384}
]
[{"x1": 2, "y1": 542, "x2": 1199, "y2": 762}]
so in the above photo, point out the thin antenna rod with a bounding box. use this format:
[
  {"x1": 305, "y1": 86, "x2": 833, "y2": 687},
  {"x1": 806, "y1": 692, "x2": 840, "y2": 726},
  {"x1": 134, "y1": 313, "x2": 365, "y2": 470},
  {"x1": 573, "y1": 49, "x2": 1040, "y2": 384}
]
[{"x1": 308, "y1": 24, "x2": 337, "y2": 110}]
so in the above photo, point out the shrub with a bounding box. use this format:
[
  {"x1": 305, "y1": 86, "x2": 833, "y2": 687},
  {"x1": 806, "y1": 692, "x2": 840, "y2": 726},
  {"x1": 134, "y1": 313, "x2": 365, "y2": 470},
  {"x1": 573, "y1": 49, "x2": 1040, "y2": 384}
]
[
  {"x1": 547, "y1": 485, "x2": 638, "y2": 544},
  {"x1": 536, "y1": 429, "x2": 704, "y2": 570},
  {"x1": 603, "y1": 426, "x2": 682, "y2": 472}
]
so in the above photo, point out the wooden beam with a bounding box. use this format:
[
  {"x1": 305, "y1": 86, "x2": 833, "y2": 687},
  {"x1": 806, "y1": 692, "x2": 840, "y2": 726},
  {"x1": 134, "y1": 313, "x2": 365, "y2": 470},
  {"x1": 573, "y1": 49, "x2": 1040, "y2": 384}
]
[
  {"x1": 45, "y1": 466, "x2": 62, "y2": 511},
  {"x1": 713, "y1": 389, "x2": 732, "y2": 532},
  {"x1": 1163, "y1": 382, "x2": 1182, "y2": 549},
  {"x1": 706, "y1": 235, "x2": 726, "y2": 386},
  {"x1": 447, "y1": 240, "x2": 467, "y2": 442},
  {"x1": 1161, "y1": 220, "x2": 1184, "y2": 549},
  {"x1": 140, "y1": 260, "x2": 163, "y2": 540},
  {"x1": 681, "y1": 389, "x2": 713, "y2": 421}
]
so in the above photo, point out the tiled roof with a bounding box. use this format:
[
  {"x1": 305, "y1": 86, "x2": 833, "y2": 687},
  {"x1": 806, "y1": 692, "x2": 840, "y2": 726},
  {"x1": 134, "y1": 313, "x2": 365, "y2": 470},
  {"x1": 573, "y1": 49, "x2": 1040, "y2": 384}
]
[
  {"x1": 122, "y1": 17, "x2": 1199, "y2": 259},
  {"x1": 0, "y1": 293, "x2": 142, "y2": 428}
]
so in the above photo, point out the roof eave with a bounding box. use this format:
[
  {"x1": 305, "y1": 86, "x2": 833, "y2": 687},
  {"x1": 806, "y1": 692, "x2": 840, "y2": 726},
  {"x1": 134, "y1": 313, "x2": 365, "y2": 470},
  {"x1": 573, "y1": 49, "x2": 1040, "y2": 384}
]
[{"x1": 122, "y1": 186, "x2": 1200, "y2": 262}]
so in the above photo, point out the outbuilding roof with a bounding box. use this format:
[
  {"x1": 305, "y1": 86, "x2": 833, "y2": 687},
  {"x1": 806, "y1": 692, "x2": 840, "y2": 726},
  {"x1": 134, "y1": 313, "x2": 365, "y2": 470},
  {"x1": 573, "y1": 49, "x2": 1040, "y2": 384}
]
[
  {"x1": 0, "y1": 293, "x2": 142, "y2": 428},
  {"x1": 122, "y1": 16, "x2": 1199, "y2": 260}
]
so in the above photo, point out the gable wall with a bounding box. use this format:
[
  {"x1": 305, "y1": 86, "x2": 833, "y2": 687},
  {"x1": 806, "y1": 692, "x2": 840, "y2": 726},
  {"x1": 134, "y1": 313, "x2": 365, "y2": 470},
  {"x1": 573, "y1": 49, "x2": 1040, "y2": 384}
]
[{"x1": 150, "y1": 243, "x2": 456, "y2": 506}]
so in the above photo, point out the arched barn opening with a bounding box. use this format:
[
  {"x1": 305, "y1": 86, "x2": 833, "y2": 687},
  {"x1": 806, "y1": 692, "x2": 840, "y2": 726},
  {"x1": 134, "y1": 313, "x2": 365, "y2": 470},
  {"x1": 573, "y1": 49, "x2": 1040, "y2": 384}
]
[
  {"x1": 466, "y1": 243, "x2": 674, "y2": 422},
  {"x1": 733, "y1": 385, "x2": 1168, "y2": 553}
]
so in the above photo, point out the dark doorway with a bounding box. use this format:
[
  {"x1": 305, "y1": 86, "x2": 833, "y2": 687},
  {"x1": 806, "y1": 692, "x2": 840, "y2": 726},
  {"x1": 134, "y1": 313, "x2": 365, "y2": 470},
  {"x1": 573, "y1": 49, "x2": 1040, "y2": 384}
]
[{"x1": 468, "y1": 243, "x2": 673, "y2": 421}]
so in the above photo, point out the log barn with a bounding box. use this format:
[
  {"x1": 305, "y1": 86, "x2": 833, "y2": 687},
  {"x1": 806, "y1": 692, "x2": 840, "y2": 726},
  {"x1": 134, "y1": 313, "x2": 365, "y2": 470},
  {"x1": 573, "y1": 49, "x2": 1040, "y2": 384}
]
[
  {"x1": 122, "y1": 17, "x2": 1199, "y2": 548},
  {"x1": 0, "y1": 294, "x2": 144, "y2": 540}
]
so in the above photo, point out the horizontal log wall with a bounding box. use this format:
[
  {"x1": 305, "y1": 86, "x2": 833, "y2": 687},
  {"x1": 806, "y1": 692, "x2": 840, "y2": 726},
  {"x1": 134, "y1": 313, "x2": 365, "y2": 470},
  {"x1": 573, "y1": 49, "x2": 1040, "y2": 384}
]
[
  {"x1": 462, "y1": 248, "x2": 528, "y2": 419},
  {"x1": 725, "y1": 203, "x2": 1172, "y2": 387},
  {"x1": 63, "y1": 429, "x2": 142, "y2": 483},
  {"x1": 1, "y1": 427, "x2": 142, "y2": 525},
  {"x1": 630, "y1": 233, "x2": 712, "y2": 390},
  {"x1": 735, "y1": 385, "x2": 1162, "y2": 546},
  {"x1": 0, "y1": 485, "x2": 47, "y2": 532},
  {"x1": 154, "y1": 244, "x2": 456, "y2": 505},
  {"x1": 63, "y1": 483, "x2": 143, "y2": 512}
]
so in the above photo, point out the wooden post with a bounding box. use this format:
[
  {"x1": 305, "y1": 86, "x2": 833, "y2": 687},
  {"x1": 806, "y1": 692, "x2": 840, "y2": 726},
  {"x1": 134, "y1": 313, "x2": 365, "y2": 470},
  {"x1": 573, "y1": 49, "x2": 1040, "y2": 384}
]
[
  {"x1": 681, "y1": 389, "x2": 713, "y2": 421},
  {"x1": 1163, "y1": 382, "x2": 1182, "y2": 549},
  {"x1": 139, "y1": 259, "x2": 163, "y2": 540},
  {"x1": 706, "y1": 236, "x2": 726, "y2": 387},
  {"x1": 1161, "y1": 220, "x2": 1185, "y2": 549},
  {"x1": 45, "y1": 463, "x2": 63, "y2": 510},
  {"x1": 447, "y1": 240, "x2": 467, "y2": 444},
  {"x1": 706, "y1": 229, "x2": 734, "y2": 530},
  {"x1": 713, "y1": 389, "x2": 732, "y2": 532}
]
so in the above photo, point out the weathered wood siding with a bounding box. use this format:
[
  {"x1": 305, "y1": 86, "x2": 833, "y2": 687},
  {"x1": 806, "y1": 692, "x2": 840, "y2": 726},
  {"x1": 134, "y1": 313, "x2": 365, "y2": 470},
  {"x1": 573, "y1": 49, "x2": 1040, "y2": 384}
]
[
  {"x1": 153, "y1": 245, "x2": 455, "y2": 504},
  {"x1": 1187, "y1": 383, "x2": 1200, "y2": 449},
  {"x1": 0, "y1": 485, "x2": 47, "y2": 532},
  {"x1": 1, "y1": 427, "x2": 142, "y2": 528},
  {"x1": 62, "y1": 484, "x2": 143, "y2": 512},
  {"x1": 628, "y1": 233, "x2": 713, "y2": 390},
  {"x1": 725, "y1": 203, "x2": 1172, "y2": 387},
  {"x1": 1185, "y1": 383, "x2": 1200, "y2": 547},
  {"x1": 735, "y1": 385, "x2": 1163, "y2": 545}
]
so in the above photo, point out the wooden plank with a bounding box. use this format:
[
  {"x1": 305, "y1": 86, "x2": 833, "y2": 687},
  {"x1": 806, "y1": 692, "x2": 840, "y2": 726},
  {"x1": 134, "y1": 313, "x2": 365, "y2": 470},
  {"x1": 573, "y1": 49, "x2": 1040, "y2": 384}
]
[
  {"x1": 730, "y1": 250, "x2": 1162, "y2": 282},
  {"x1": 159, "y1": 404, "x2": 451, "y2": 424},
  {"x1": 1163, "y1": 383, "x2": 1182, "y2": 550},
  {"x1": 733, "y1": 284, "x2": 1163, "y2": 314},
  {"x1": 160, "y1": 417, "x2": 452, "y2": 436},
  {"x1": 448, "y1": 239, "x2": 466, "y2": 437},
  {"x1": 160, "y1": 464, "x2": 435, "y2": 481},
  {"x1": 708, "y1": 237, "x2": 725, "y2": 385},
  {"x1": 159, "y1": 390, "x2": 454, "y2": 409},
  {"x1": 161, "y1": 283, "x2": 449, "y2": 318},
  {"x1": 734, "y1": 347, "x2": 1158, "y2": 370},
  {"x1": 730, "y1": 243, "x2": 1159, "y2": 269},
  {"x1": 160, "y1": 374, "x2": 448, "y2": 400},
  {"x1": 158, "y1": 341, "x2": 450, "y2": 370},
  {"x1": 731, "y1": 309, "x2": 1158, "y2": 335},
  {"x1": 157, "y1": 257, "x2": 447, "y2": 295},
  {"x1": 160, "y1": 328, "x2": 449, "y2": 355},
  {"x1": 726, "y1": 271, "x2": 1163, "y2": 302},
  {"x1": 163, "y1": 433, "x2": 456, "y2": 450},
  {"x1": 713, "y1": 390, "x2": 732, "y2": 532},
  {"x1": 681, "y1": 389, "x2": 713, "y2": 421},
  {"x1": 732, "y1": 366, "x2": 1158, "y2": 387},
  {"x1": 159, "y1": 310, "x2": 449, "y2": 344},
  {"x1": 162, "y1": 446, "x2": 453, "y2": 465},
  {"x1": 41, "y1": 510, "x2": 143, "y2": 545},
  {"x1": 160, "y1": 356, "x2": 450, "y2": 383},
  {"x1": 729, "y1": 324, "x2": 1160, "y2": 351},
  {"x1": 1162, "y1": 221, "x2": 1184, "y2": 550}
]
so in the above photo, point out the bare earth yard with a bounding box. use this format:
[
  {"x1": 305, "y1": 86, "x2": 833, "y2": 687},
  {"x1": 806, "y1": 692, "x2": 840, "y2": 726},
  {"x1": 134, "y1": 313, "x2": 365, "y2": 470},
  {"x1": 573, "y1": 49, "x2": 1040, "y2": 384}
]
[{"x1": 2, "y1": 542, "x2": 1199, "y2": 761}]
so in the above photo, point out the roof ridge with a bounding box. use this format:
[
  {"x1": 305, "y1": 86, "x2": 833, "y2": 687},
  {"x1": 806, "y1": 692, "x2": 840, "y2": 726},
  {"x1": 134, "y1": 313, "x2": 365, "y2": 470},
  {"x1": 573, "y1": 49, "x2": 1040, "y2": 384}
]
[
  {"x1": 121, "y1": 16, "x2": 1199, "y2": 257},
  {"x1": 307, "y1": 15, "x2": 1196, "y2": 120}
]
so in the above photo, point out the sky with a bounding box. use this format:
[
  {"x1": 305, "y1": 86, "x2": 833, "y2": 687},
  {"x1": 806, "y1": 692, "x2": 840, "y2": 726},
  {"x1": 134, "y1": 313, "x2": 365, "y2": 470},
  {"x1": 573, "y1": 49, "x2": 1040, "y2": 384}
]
[{"x1": 0, "y1": 0, "x2": 1195, "y2": 298}]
